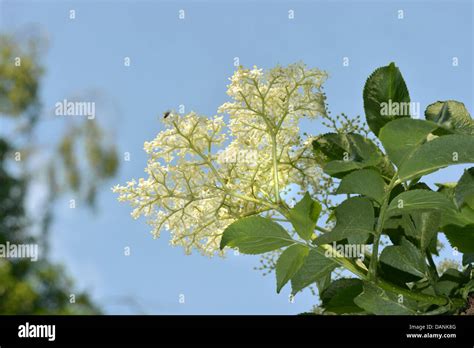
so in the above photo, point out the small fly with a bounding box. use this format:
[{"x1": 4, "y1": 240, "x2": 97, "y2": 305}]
[{"x1": 163, "y1": 111, "x2": 171, "y2": 119}]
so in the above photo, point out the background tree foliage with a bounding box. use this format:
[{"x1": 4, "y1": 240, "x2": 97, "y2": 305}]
[{"x1": 0, "y1": 34, "x2": 118, "y2": 314}]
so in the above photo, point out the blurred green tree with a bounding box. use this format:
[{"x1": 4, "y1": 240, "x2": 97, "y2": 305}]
[{"x1": 0, "y1": 34, "x2": 118, "y2": 314}]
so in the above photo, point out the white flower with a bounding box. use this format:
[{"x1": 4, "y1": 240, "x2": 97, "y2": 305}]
[{"x1": 113, "y1": 63, "x2": 327, "y2": 256}]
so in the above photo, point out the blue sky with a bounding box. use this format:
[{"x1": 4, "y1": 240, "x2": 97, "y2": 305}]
[{"x1": 0, "y1": 0, "x2": 472, "y2": 314}]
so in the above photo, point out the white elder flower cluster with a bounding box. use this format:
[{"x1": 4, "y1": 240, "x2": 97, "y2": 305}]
[{"x1": 113, "y1": 63, "x2": 328, "y2": 256}]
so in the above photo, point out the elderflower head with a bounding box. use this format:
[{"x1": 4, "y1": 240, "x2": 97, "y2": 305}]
[{"x1": 113, "y1": 63, "x2": 328, "y2": 256}]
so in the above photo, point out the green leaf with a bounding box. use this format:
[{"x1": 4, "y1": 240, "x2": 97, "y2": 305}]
[
  {"x1": 438, "y1": 268, "x2": 470, "y2": 298},
  {"x1": 379, "y1": 118, "x2": 439, "y2": 168},
  {"x1": 434, "y1": 269, "x2": 469, "y2": 297},
  {"x1": 411, "y1": 211, "x2": 441, "y2": 251},
  {"x1": 276, "y1": 244, "x2": 309, "y2": 293},
  {"x1": 288, "y1": 193, "x2": 321, "y2": 241},
  {"x1": 443, "y1": 224, "x2": 474, "y2": 253},
  {"x1": 324, "y1": 160, "x2": 365, "y2": 177},
  {"x1": 460, "y1": 280, "x2": 474, "y2": 300},
  {"x1": 398, "y1": 134, "x2": 474, "y2": 181},
  {"x1": 380, "y1": 258, "x2": 422, "y2": 286},
  {"x1": 436, "y1": 182, "x2": 457, "y2": 201},
  {"x1": 441, "y1": 268, "x2": 470, "y2": 283},
  {"x1": 320, "y1": 279, "x2": 364, "y2": 314},
  {"x1": 312, "y1": 133, "x2": 351, "y2": 161},
  {"x1": 386, "y1": 190, "x2": 456, "y2": 217},
  {"x1": 379, "y1": 237, "x2": 427, "y2": 278},
  {"x1": 441, "y1": 204, "x2": 474, "y2": 227},
  {"x1": 313, "y1": 133, "x2": 392, "y2": 178},
  {"x1": 425, "y1": 100, "x2": 474, "y2": 135},
  {"x1": 315, "y1": 197, "x2": 374, "y2": 245},
  {"x1": 422, "y1": 268, "x2": 469, "y2": 297},
  {"x1": 336, "y1": 168, "x2": 386, "y2": 204},
  {"x1": 220, "y1": 216, "x2": 294, "y2": 254},
  {"x1": 363, "y1": 62, "x2": 411, "y2": 136},
  {"x1": 386, "y1": 211, "x2": 440, "y2": 253},
  {"x1": 455, "y1": 168, "x2": 474, "y2": 209},
  {"x1": 382, "y1": 215, "x2": 408, "y2": 243},
  {"x1": 291, "y1": 249, "x2": 337, "y2": 295},
  {"x1": 462, "y1": 253, "x2": 474, "y2": 266},
  {"x1": 316, "y1": 272, "x2": 333, "y2": 295},
  {"x1": 433, "y1": 280, "x2": 460, "y2": 297},
  {"x1": 354, "y1": 282, "x2": 417, "y2": 315}
]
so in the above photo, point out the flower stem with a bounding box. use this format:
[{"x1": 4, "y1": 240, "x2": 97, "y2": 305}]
[{"x1": 271, "y1": 133, "x2": 281, "y2": 204}]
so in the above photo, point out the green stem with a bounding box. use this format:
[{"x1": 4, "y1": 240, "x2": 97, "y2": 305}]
[
  {"x1": 315, "y1": 244, "x2": 367, "y2": 278},
  {"x1": 376, "y1": 280, "x2": 446, "y2": 306},
  {"x1": 369, "y1": 236, "x2": 381, "y2": 280},
  {"x1": 426, "y1": 252, "x2": 439, "y2": 280},
  {"x1": 422, "y1": 306, "x2": 451, "y2": 315},
  {"x1": 311, "y1": 243, "x2": 458, "y2": 308},
  {"x1": 425, "y1": 251, "x2": 441, "y2": 296},
  {"x1": 315, "y1": 225, "x2": 330, "y2": 234},
  {"x1": 368, "y1": 175, "x2": 399, "y2": 280},
  {"x1": 285, "y1": 175, "x2": 458, "y2": 310}
]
